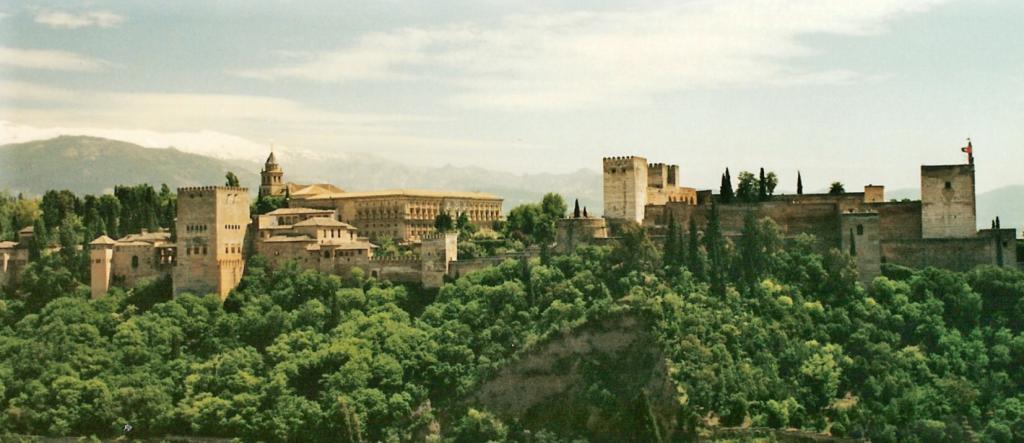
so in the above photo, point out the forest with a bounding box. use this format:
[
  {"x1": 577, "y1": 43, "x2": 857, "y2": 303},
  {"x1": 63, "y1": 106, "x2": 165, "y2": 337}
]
[{"x1": 2, "y1": 188, "x2": 1024, "y2": 442}]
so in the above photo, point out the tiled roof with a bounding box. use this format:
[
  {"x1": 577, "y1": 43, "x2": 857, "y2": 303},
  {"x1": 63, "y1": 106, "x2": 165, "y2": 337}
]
[
  {"x1": 301, "y1": 189, "x2": 501, "y2": 201},
  {"x1": 293, "y1": 217, "x2": 355, "y2": 228}
]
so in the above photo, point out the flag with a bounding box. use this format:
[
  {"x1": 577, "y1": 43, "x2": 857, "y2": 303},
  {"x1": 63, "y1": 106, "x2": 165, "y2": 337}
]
[{"x1": 961, "y1": 140, "x2": 973, "y2": 155}]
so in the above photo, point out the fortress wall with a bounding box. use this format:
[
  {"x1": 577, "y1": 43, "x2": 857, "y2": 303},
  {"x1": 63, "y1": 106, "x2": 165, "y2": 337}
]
[
  {"x1": 647, "y1": 187, "x2": 697, "y2": 206},
  {"x1": 776, "y1": 193, "x2": 866, "y2": 212},
  {"x1": 556, "y1": 217, "x2": 609, "y2": 254},
  {"x1": 881, "y1": 230, "x2": 1016, "y2": 271},
  {"x1": 871, "y1": 201, "x2": 922, "y2": 241},
  {"x1": 449, "y1": 256, "x2": 513, "y2": 278},
  {"x1": 111, "y1": 244, "x2": 168, "y2": 288},
  {"x1": 661, "y1": 201, "x2": 841, "y2": 247}
]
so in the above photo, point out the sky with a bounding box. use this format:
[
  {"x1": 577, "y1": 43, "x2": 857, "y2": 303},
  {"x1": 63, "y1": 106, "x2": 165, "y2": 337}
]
[{"x1": 0, "y1": 0, "x2": 1022, "y2": 193}]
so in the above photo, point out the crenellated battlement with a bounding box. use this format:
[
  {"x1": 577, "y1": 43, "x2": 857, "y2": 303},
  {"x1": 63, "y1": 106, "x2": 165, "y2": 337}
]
[
  {"x1": 177, "y1": 186, "x2": 249, "y2": 193},
  {"x1": 370, "y1": 255, "x2": 422, "y2": 265}
]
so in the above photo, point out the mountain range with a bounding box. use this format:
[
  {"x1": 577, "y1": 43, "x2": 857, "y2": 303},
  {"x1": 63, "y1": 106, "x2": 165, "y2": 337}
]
[
  {"x1": 0, "y1": 136, "x2": 603, "y2": 212},
  {"x1": 1, "y1": 136, "x2": 1020, "y2": 231}
]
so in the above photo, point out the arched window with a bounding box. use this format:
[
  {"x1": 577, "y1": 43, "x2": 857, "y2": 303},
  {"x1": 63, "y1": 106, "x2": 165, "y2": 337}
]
[
  {"x1": 857, "y1": 224, "x2": 864, "y2": 235},
  {"x1": 131, "y1": 255, "x2": 139, "y2": 268}
]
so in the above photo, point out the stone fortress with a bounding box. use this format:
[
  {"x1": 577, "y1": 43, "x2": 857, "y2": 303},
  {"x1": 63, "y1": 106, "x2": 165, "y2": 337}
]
[
  {"x1": 85, "y1": 152, "x2": 500, "y2": 299},
  {"x1": 559, "y1": 141, "x2": 1019, "y2": 284},
  {"x1": 1, "y1": 140, "x2": 1019, "y2": 300}
]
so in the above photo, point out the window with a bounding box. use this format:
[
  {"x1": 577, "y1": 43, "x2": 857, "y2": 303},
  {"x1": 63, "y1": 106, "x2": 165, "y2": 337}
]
[
  {"x1": 945, "y1": 181, "x2": 952, "y2": 190},
  {"x1": 131, "y1": 256, "x2": 139, "y2": 268},
  {"x1": 857, "y1": 224, "x2": 864, "y2": 235}
]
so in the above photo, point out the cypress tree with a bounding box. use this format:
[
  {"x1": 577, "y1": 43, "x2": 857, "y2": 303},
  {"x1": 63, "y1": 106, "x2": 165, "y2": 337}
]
[
  {"x1": 739, "y1": 211, "x2": 763, "y2": 287},
  {"x1": 28, "y1": 218, "x2": 47, "y2": 261},
  {"x1": 758, "y1": 167, "x2": 767, "y2": 201},
  {"x1": 720, "y1": 168, "x2": 735, "y2": 203},
  {"x1": 849, "y1": 228, "x2": 857, "y2": 256},
  {"x1": 797, "y1": 171, "x2": 804, "y2": 195},
  {"x1": 704, "y1": 203, "x2": 726, "y2": 296},
  {"x1": 664, "y1": 214, "x2": 680, "y2": 267},
  {"x1": 688, "y1": 217, "x2": 704, "y2": 280},
  {"x1": 573, "y1": 199, "x2": 581, "y2": 218}
]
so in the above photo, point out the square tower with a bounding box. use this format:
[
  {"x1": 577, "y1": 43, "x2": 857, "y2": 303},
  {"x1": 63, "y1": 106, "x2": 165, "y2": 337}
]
[
  {"x1": 920, "y1": 164, "x2": 976, "y2": 238},
  {"x1": 603, "y1": 156, "x2": 648, "y2": 223},
  {"x1": 173, "y1": 186, "x2": 251, "y2": 299},
  {"x1": 841, "y1": 212, "x2": 881, "y2": 285}
]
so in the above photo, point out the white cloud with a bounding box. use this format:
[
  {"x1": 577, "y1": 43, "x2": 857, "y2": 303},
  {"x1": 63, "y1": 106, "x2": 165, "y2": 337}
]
[
  {"x1": 0, "y1": 121, "x2": 274, "y2": 160},
  {"x1": 237, "y1": 0, "x2": 950, "y2": 110},
  {"x1": 0, "y1": 47, "x2": 108, "y2": 71},
  {"x1": 35, "y1": 10, "x2": 124, "y2": 29},
  {"x1": 0, "y1": 81, "x2": 450, "y2": 161}
]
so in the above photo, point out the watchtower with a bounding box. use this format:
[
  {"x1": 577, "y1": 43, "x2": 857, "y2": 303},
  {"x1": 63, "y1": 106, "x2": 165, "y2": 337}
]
[
  {"x1": 420, "y1": 232, "x2": 458, "y2": 288},
  {"x1": 840, "y1": 212, "x2": 881, "y2": 285},
  {"x1": 920, "y1": 164, "x2": 976, "y2": 238},
  {"x1": 89, "y1": 235, "x2": 116, "y2": 298},
  {"x1": 173, "y1": 186, "x2": 251, "y2": 299},
  {"x1": 259, "y1": 151, "x2": 285, "y2": 198},
  {"x1": 603, "y1": 156, "x2": 648, "y2": 223}
]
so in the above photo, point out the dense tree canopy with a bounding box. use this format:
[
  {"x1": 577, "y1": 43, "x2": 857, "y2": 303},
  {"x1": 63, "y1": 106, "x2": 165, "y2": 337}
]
[{"x1": 1, "y1": 192, "x2": 1023, "y2": 441}]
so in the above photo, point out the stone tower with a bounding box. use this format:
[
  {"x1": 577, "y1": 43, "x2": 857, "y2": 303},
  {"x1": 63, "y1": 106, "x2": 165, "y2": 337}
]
[
  {"x1": 89, "y1": 235, "x2": 116, "y2": 299},
  {"x1": 603, "y1": 156, "x2": 648, "y2": 223},
  {"x1": 840, "y1": 212, "x2": 881, "y2": 285},
  {"x1": 173, "y1": 186, "x2": 251, "y2": 300},
  {"x1": 920, "y1": 163, "x2": 976, "y2": 238},
  {"x1": 420, "y1": 232, "x2": 458, "y2": 288},
  {"x1": 259, "y1": 151, "x2": 285, "y2": 198}
]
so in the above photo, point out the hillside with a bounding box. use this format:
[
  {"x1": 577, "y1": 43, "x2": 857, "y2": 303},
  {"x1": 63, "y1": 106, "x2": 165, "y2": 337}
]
[
  {"x1": 0, "y1": 136, "x2": 260, "y2": 195},
  {"x1": 0, "y1": 136, "x2": 603, "y2": 211},
  {"x1": 978, "y1": 185, "x2": 1024, "y2": 231}
]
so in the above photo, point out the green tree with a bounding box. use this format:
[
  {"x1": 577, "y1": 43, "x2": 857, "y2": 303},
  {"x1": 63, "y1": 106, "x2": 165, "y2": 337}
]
[
  {"x1": 765, "y1": 171, "x2": 779, "y2": 197},
  {"x1": 720, "y1": 168, "x2": 735, "y2": 203},
  {"x1": 703, "y1": 203, "x2": 726, "y2": 295},
  {"x1": 687, "y1": 217, "x2": 704, "y2": 280},
  {"x1": 434, "y1": 211, "x2": 455, "y2": 233},
  {"x1": 829, "y1": 181, "x2": 845, "y2": 195},
  {"x1": 225, "y1": 171, "x2": 241, "y2": 187},
  {"x1": 736, "y1": 171, "x2": 759, "y2": 203},
  {"x1": 540, "y1": 193, "x2": 567, "y2": 219},
  {"x1": 664, "y1": 214, "x2": 682, "y2": 267}
]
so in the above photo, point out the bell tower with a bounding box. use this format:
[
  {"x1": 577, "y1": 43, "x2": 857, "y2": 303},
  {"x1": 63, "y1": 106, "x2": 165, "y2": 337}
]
[{"x1": 259, "y1": 149, "x2": 285, "y2": 198}]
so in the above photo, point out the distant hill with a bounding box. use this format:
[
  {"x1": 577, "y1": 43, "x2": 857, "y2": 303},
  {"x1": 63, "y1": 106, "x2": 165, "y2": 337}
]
[
  {"x1": 0, "y1": 136, "x2": 260, "y2": 195},
  {"x1": 0, "y1": 136, "x2": 603, "y2": 212},
  {"x1": 978, "y1": 185, "x2": 1024, "y2": 231}
]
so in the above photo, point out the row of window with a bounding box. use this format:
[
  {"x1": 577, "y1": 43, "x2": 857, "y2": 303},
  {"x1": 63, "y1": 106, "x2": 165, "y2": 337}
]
[
  {"x1": 224, "y1": 224, "x2": 243, "y2": 230},
  {"x1": 186, "y1": 224, "x2": 208, "y2": 233}
]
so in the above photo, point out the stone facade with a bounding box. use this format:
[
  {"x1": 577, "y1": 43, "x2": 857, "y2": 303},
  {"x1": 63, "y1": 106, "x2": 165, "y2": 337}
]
[
  {"x1": 291, "y1": 190, "x2": 502, "y2": 242},
  {"x1": 603, "y1": 156, "x2": 697, "y2": 223},
  {"x1": 172, "y1": 186, "x2": 250, "y2": 300},
  {"x1": 921, "y1": 164, "x2": 976, "y2": 238},
  {"x1": 591, "y1": 152, "x2": 1018, "y2": 284},
  {"x1": 555, "y1": 216, "x2": 609, "y2": 254}
]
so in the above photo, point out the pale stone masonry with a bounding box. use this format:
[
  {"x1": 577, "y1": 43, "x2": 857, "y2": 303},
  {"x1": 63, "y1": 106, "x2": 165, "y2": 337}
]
[
  {"x1": 172, "y1": 186, "x2": 251, "y2": 300},
  {"x1": 82, "y1": 153, "x2": 492, "y2": 299},
  {"x1": 259, "y1": 152, "x2": 503, "y2": 242}
]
